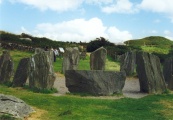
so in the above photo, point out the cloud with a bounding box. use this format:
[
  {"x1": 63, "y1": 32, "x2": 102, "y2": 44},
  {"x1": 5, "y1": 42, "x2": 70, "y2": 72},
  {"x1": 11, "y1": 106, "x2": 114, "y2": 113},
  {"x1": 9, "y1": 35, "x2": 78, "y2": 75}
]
[
  {"x1": 164, "y1": 30, "x2": 171, "y2": 35},
  {"x1": 10, "y1": 0, "x2": 84, "y2": 12},
  {"x1": 107, "y1": 27, "x2": 132, "y2": 42},
  {"x1": 150, "y1": 30, "x2": 158, "y2": 34},
  {"x1": 20, "y1": 26, "x2": 30, "y2": 33},
  {"x1": 164, "y1": 30, "x2": 173, "y2": 40},
  {"x1": 153, "y1": 19, "x2": 161, "y2": 23},
  {"x1": 24, "y1": 18, "x2": 132, "y2": 43},
  {"x1": 139, "y1": 0, "x2": 173, "y2": 22},
  {"x1": 139, "y1": 0, "x2": 173, "y2": 13},
  {"x1": 86, "y1": 0, "x2": 113, "y2": 5},
  {"x1": 101, "y1": 0, "x2": 138, "y2": 14}
]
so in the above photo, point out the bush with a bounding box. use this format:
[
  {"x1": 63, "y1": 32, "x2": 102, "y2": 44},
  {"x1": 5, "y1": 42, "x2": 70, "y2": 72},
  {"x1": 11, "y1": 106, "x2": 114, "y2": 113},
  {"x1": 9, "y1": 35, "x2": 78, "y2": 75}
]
[{"x1": 87, "y1": 37, "x2": 115, "y2": 52}]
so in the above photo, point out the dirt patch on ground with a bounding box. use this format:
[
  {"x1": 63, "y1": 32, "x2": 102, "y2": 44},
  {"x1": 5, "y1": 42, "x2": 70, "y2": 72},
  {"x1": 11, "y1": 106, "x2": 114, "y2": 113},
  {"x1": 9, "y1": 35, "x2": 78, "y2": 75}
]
[
  {"x1": 25, "y1": 107, "x2": 48, "y2": 120},
  {"x1": 53, "y1": 73, "x2": 148, "y2": 99}
]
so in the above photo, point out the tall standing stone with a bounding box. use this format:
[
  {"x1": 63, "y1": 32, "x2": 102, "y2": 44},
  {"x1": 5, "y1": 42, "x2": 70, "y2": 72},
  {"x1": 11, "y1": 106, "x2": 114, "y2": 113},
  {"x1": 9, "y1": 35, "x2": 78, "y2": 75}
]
[
  {"x1": 120, "y1": 51, "x2": 136, "y2": 76},
  {"x1": 136, "y1": 52, "x2": 166, "y2": 94},
  {"x1": 34, "y1": 48, "x2": 44, "y2": 54},
  {"x1": 90, "y1": 47, "x2": 107, "y2": 70},
  {"x1": 29, "y1": 51, "x2": 55, "y2": 89},
  {"x1": 62, "y1": 47, "x2": 80, "y2": 74},
  {"x1": 163, "y1": 57, "x2": 173, "y2": 90},
  {"x1": 0, "y1": 51, "x2": 14, "y2": 84},
  {"x1": 13, "y1": 58, "x2": 30, "y2": 87}
]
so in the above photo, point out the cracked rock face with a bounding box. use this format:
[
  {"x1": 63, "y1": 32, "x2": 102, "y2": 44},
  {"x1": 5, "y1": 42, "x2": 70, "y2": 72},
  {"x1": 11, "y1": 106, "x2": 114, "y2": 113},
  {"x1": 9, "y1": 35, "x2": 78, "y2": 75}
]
[
  {"x1": 136, "y1": 52, "x2": 166, "y2": 94},
  {"x1": 62, "y1": 47, "x2": 80, "y2": 74},
  {"x1": 0, "y1": 94, "x2": 34, "y2": 119},
  {"x1": 90, "y1": 47, "x2": 107, "y2": 70},
  {"x1": 13, "y1": 57, "x2": 30, "y2": 87},
  {"x1": 120, "y1": 51, "x2": 136, "y2": 76},
  {"x1": 0, "y1": 51, "x2": 14, "y2": 84},
  {"x1": 65, "y1": 70, "x2": 126, "y2": 96},
  {"x1": 163, "y1": 57, "x2": 173, "y2": 90},
  {"x1": 29, "y1": 51, "x2": 56, "y2": 89}
]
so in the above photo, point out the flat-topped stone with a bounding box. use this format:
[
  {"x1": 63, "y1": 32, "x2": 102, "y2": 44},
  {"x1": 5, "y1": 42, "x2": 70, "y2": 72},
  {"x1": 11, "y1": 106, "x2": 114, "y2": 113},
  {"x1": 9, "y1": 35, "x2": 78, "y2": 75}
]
[{"x1": 65, "y1": 70, "x2": 126, "y2": 96}]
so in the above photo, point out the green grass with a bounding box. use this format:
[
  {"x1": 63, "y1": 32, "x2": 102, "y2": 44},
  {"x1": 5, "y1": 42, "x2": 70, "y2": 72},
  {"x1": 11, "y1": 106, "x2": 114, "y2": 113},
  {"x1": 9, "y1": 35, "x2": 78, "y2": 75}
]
[
  {"x1": 53, "y1": 53, "x2": 119, "y2": 72},
  {"x1": 0, "y1": 85, "x2": 173, "y2": 120},
  {"x1": 1, "y1": 48, "x2": 173, "y2": 119},
  {"x1": 78, "y1": 55, "x2": 90, "y2": 70},
  {"x1": 141, "y1": 46, "x2": 170, "y2": 54},
  {"x1": 106, "y1": 56, "x2": 120, "y2": 71},
  {"x1": 125, "y1": 36, "x2": 173, "y2": 46},
  {"x1": 53, "y1": 57, "x2": 63, "y2": 73}
]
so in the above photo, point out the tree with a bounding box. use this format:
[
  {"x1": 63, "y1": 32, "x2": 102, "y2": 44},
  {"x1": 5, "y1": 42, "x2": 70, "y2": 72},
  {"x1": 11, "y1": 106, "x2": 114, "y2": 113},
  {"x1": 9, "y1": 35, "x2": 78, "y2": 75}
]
[{"x1": 86, "y1": 37, "x2": 115, "y2": 52}]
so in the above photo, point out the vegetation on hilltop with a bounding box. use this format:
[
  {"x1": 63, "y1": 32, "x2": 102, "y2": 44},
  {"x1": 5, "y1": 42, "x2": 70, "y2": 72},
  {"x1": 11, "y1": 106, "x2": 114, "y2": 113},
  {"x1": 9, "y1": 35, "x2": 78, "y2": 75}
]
[
  {"x1": 1, "y1": 31, "x2": 173, "y2": 63},
  {"x1": 124, "y1": 36, "x2": 173, "y2": 47},
  {"x1": 87, "y1": 37, "x2": 115, "y2": 52},
  {"x1": 0, "y1": 31, "x2": 77, "y2": 49}
]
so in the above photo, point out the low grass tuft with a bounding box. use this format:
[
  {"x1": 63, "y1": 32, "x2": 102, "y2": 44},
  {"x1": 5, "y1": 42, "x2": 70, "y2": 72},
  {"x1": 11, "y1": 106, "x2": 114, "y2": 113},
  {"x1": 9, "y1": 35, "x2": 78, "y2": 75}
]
[{"x1": 23, "y1": 85, "x2": 58, "y2": 94}]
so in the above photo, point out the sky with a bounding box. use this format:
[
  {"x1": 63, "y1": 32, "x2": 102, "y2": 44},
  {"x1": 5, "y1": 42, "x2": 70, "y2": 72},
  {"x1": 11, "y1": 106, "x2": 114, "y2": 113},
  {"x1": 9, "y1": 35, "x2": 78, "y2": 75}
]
[{"x1": 0, "y1": 0, "x2": 173, "y2": 43}]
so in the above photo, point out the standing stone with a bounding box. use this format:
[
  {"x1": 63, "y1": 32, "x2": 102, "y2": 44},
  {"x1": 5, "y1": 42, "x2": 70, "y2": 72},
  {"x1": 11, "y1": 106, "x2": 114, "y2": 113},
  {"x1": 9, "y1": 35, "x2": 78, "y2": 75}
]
[
  {"x1": 0, "y1": 51, "x2": 14, "y2": 84},
  {"x1": 13, "y1": 58, "x2": 30, "y2": 87},
  {"x1": 35, "y1": 48, "x2": 54, "y2": 63},
  {"x1": 34, "y1": 48, "x2": 44, "y2": 54},
  {"x1": 163, "y1": 57, "x2": 173, "y2": 90},
  {"x1": 29, "y1": 51, "x2": 56, "y2": 89},
  {"x1": 65, "y1": 70, "x2": 126, "y2": 96},
  {"x1": 62, "y1": 47, "x2": 80, "y2": 74},
  {"x1": 120, "y1": 51, "x2": 136, "y2": 76},
  {"x1": 45, "y1": 50, "x2": 54, "y2": 63},
  {"x1": 90, "y1": 47, "x2": 107, "y2": 70},
  {"x1": 136, "y1": 52, "x2": 166, "y2": 94}
]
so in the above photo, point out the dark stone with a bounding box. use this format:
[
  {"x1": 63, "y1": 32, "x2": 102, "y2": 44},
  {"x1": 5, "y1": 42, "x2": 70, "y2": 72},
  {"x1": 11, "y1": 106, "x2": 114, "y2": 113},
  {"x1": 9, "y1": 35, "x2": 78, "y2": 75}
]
[
  {"x1": 90, "y1": 47, "x2": 107, "y2": 70},
  {"x1": 13, "y1": 58, "x2": 30, "y2": 87},
  {"x1": 62, "y1": 47, "x2": 80, "y2": 74},
  {"x1": 65, "y1": 70, "x2": 126, "y2": 96},
  {"x1": 136, "y1": 52, "x2": 166, "y2": 94},
  {"x1": 29, "y1": 51, "x2": 56, "y2": 89},
  {"x1": 0, "y1": 94, "x2": 34, "y2": 119},
  {"x1": 0, "y1": 51, "x2": 14, "y2": 83},
  {"x1": 163, "y1": 57, "x2": 173, "y2": 90},
  {"x1": 120, "y1": 51, "x2": 136, "y2": 76}
]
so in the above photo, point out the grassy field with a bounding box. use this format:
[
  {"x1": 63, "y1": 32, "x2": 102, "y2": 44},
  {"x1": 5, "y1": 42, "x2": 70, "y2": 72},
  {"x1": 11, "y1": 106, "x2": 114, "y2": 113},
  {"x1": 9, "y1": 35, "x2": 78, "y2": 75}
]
[
  {"x1": 1, "y1": 49, "x2": 173, "y2": 119},
  {"x1": 0, "y1": 85, "x2": 173, "y2": 120}
]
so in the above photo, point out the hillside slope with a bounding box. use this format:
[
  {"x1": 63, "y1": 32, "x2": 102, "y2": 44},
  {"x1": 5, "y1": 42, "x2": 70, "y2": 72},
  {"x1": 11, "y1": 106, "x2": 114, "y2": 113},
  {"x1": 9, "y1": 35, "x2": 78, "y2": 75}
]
[{"x1": 124, "y1": 36, "x2": 173, "y2": 46}]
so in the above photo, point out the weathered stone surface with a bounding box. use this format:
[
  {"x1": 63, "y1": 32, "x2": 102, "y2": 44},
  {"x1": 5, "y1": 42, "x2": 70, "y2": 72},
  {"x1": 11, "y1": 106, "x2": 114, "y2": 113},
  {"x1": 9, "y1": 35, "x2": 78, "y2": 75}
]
[
  {"x1": 62, "y1": 47, "x2": 80, "y2": 74},
  {"x1": 90, "y1": 47, "x2": 107, "y2": 70},
  {"x1": 13, "y1": 58, "x2": 30, "y2": 87},
  {"x1": 29, "y1": 51, "x2": 56, "y2": 89},
  {"x1": 34, "y1": 48, "x2": 44, "y2": 54},
  {"x1": 136, "y1": 52, "x2": 166, "y2": 94},
  {"x1": 163, "y1": 57, "x2": 173, "y2": 90},
  {"x1": 0, "y1": 51, "x2": 14, "y2": 83},
  {"x1": 65, "y1": 70, "x2": 126, "y2": 96},
  {"x1": 45, "y1": 50, "x2": 54, "y2": 63},
  {"x1": 0, "y1": 94, "x2": 34, "y2": 119},
  {"x1": 120, "y1": 51, "x2": 136, "y2": 76}
]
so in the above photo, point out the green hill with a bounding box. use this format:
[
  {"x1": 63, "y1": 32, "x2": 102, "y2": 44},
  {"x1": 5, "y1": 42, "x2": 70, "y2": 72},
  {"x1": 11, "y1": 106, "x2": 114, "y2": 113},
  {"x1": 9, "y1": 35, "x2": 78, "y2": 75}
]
[
  {"x1": 0, "y1": 31, "x2": 78, "y2": 49},
  {"x1": 124, "y1": 36, "x2": 173, "y2": 46}
]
